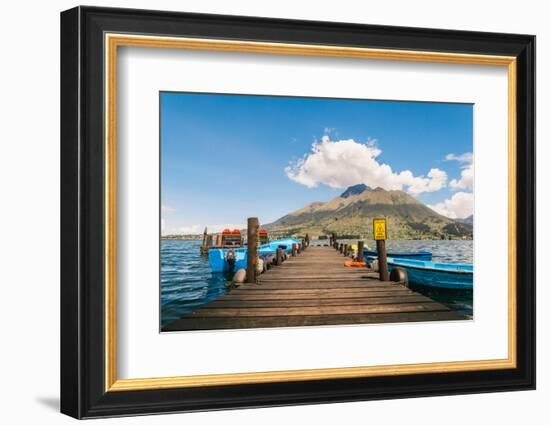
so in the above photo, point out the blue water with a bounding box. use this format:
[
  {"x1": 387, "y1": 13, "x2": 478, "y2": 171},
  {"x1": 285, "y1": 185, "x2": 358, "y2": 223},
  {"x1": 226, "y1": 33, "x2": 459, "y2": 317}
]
[
  {"x1": 359, "y1": 239, "x2": 473, "y2": 317},
  {"x1": 161, "y1": 239, "x2": 474, "y2": 328},
  {"x1": 161, "y1": 240, "x2": 230, "y2": 328}
]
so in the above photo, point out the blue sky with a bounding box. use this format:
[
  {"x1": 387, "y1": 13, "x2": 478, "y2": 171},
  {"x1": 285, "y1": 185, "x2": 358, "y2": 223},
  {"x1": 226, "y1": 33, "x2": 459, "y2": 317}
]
[{"x1": 161, "y1": 92, "x2": 473, "y2": 235}]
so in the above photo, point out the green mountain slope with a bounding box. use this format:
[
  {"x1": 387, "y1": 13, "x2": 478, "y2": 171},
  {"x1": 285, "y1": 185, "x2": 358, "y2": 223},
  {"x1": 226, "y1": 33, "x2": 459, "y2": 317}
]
[{"x1": 264, "y1": 184, "x2": 473, "y2": 240}]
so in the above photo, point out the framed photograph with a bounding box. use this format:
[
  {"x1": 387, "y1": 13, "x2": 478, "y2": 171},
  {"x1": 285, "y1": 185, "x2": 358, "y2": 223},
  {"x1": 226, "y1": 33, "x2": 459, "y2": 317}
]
[{"x1": 61, "y1": 6, "x2": 535, "y2": 419}]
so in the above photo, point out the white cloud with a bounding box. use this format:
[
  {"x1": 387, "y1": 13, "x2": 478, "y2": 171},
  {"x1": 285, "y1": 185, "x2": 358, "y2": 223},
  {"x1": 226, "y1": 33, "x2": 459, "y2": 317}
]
[
  {"x1": 449, "y1": 164, "x2": 474, "y2": 190},
  {"x1": 428, "y1": 192, "x2": 474, "y2": 219},
  {"x1": 285, "y1": 135, "x2": 447, "y2": 195},
  {"x1": 445, "y1": 152, "x2": 473, "y2": 164},
  {"x1": 446, "y1": 152, "x2": 474, "y2": 190}
]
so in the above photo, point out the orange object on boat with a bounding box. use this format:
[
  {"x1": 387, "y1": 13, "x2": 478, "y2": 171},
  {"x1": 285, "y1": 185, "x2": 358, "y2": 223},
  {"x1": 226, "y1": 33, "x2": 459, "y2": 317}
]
[
  {"x1": 344, "y1": 260, "x2": 367, "y2": 267},
  {"x1": 231, "y1": 229, "x2": 241, "y2": 235},
  {"x1": 222, "y1": 229, "x2": 232, "y2": 235},
  {"x1": 259, "y1": 228, "x2": 268, "y2": 235}
]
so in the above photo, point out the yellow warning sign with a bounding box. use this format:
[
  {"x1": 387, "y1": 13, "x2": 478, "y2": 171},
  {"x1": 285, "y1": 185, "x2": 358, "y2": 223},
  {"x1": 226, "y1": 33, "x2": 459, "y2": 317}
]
[{"x1": 373, "y1": 218, "x2": 387, "y2": 240}]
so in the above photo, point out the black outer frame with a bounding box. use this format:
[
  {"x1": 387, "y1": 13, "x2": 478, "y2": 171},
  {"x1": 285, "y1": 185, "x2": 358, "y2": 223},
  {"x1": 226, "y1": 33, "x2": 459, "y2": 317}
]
[{"x1": 60, "y1": 6, "x2": 535, "y2": 419}]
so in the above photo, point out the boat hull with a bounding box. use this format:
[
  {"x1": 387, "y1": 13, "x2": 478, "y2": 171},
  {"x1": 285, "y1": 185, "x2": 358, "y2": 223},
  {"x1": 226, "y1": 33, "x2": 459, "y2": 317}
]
[
  {"x1": 389, "y1": 264, "x2": 472, "y2": 289},
  {"x1": 208, "y1": 238, "x2": 301, "y2": 273},
  {"x1": 364, "y1": 249, "x2": 432, "y2": 261},
  {"x1": 385, "y1": 258, "x2": 473, "y2": 289}
]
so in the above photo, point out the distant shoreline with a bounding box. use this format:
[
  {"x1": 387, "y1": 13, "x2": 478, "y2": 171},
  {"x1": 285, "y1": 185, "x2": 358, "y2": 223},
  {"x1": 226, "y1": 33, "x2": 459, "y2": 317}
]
[
  {"x1": 161, "y1": 235, "x2": 473, "y2": 241},
  {"x1": 161, "y1": 235, "x2": 203, "y2": 240}
]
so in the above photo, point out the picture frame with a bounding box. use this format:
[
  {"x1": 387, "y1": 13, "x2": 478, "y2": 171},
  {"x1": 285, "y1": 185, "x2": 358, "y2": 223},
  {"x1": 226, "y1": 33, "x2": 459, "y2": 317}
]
[{"x1": 60, "y1": 5, "x2": 535, "y2": 419}]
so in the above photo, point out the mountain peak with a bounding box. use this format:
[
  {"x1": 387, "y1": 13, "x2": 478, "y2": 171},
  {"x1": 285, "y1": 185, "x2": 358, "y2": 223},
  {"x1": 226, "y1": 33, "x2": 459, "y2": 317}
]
[
  {"x1": 264, "y1": 183, "x2": 473, "y2": 239},
  {"x1": 340, "y1": 184, "x2": 372, "y2": 198}
]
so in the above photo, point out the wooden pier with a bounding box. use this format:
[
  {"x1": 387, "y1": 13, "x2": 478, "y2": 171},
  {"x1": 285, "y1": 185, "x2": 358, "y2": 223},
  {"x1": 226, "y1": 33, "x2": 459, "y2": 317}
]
[{"x1": 164, "y1": 245, "x2": 467, "y2": 331}]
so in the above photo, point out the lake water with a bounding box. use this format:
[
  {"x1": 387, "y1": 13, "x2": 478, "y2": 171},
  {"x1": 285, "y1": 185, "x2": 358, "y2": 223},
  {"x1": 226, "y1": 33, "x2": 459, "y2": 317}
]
[
  {"x1": 161, "y1": 239, "x2": 473, "y2": 328},
  {"x1": 339, "y1": 239, "x2": 474, "y2": 318}
]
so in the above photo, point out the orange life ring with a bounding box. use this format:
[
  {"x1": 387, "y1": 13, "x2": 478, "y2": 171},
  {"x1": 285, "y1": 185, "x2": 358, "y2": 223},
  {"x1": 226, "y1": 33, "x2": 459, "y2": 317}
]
[{"x1": 344, "y1": 260, "x2": 367, "y2": 267}]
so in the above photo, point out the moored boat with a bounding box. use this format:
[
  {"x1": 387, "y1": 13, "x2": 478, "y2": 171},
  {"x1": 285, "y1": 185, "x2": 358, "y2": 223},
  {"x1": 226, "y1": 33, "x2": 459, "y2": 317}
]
[
  {"x1": 208, "y1": 238, "x2": 302, "y2": 273},
  {"x1": 380, "y1": 257, "x2": 473, "y2": 289},
  {"x1": 364, "y1": 249, "x2": 432, "y2": 261}
]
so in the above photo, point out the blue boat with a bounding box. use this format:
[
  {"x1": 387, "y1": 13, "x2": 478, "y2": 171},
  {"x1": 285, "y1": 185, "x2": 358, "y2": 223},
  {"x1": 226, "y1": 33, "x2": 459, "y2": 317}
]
[
  {"x1": 208, "y1": 238, "x2": 301, "y2": 273},
  {"x1": 364, "y1": 249, "x2": 432, "y2": 261},
  {"x1": 380, "y1": 257, "x2": 473, "y2": 289}
]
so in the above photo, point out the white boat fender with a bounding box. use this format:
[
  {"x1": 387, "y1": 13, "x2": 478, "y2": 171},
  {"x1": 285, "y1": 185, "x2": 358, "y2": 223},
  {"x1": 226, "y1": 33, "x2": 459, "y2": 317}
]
[
  {"x1": 232, "y1": 268, "x2": 247, "y2": 285},
  {"x1": 256, "y1": 258, "x2": 265, "y2": 274}
]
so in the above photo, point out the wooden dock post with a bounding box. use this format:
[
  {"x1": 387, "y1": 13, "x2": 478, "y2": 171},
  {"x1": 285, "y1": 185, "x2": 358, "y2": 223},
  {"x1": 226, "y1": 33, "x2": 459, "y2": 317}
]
[
  {"x1": 301, "y1": 239, "x2": 306, "y2": 251},
  {"x1": 202, "y1": 226, "x2": 207, "y2": 246},
  {"x1": 246, "y1": 217, "x2": 259, "y2": 283},
  {"x1": 275, "y1": 247, "x2": 283, "y2": 265},
  {"x1": 377, "y1": 240, "x2": 389, "y2": 281},
  {"x1": 343, "y1": 244, "x2": 348, "y2": 256},
  {"x1": 357, "y1": 241, "x2": 364, "y2": 262},
  {"x1": 305, "y1": 234, "x2": 310, "y2": 247},
  {"x1": 292, "y1": 243, "x2": 297, "y2": 257},
  {"x1": 339, "y1": 243, "x2": 343, "y2": 254},
  {"x1": 373, "y1": 218, "x2": 389, "y2": 281}
]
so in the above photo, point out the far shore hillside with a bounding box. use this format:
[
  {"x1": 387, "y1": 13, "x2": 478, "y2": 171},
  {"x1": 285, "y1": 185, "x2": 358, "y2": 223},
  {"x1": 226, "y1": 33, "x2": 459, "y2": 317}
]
[{"x1": 162, "y1": 184, "x2": 473, "y2": 241}]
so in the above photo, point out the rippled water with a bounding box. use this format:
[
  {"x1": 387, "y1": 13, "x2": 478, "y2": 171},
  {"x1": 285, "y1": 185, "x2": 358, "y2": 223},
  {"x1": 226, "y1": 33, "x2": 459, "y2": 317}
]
[
  {"x1": 324, "y1": 239, "x2": 473, "y2": 263},
  {"x1": 161, "y1": 240, "x2": 230, "y2": 328},
  {"x1": 334, "y1": 239, "x2": 474, "y2": 317},
  {"x1": 161, "y1": 239, "x2": 474, "y2": 328}
]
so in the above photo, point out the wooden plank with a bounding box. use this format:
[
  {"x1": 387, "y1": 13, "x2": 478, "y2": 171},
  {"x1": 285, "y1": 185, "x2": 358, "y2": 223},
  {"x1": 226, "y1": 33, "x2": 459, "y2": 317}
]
[
  {"x1": 243, "y1": 282, "x2": 404, "y2": 289},
  {"x1": 259, "y1": 274, "x2": 378, "y2": 280},
  {"x1": 218, "y1": 290, "x2": 420, "y2": 301},
  {"x1": 164, "y1": 311, "x2": 469, "y2": 331},
  {"x1": 223, "y1": 288, "x2": 412, "y2": 297},
  {"x1": 220, "y1": 289, "x2": 420, "y2": 298},
  {"x1": 260, "y1": 272, "x2": 374, "y2": 278},
  {"x1": 204, "y1": 295, "x2": 430, "y2": 308},
  {"x1": 190, "y1": 302, "x2": 450, "y2": 318}
]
